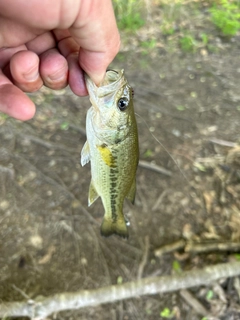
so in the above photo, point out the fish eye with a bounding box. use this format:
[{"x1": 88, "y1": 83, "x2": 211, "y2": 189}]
[{"x1": 117, "y1": 97, "x2": 129, "y2": 111}]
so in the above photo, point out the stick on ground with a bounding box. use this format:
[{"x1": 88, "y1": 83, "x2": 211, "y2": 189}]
[{"x1": 1, "y1": 261, "x2": 240, "y2": 319}]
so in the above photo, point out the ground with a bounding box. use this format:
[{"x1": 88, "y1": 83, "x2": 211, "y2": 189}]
[{"x1": 1, "y1": 3, "x2": 240, "y2": 320}]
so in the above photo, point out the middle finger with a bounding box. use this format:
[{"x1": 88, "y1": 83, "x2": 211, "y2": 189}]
[{"x1": 39, "y1": 48, "x2": 68, "y2": 90}]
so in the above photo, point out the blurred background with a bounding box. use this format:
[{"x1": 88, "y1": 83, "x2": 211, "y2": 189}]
[{"x1": 1, "y1": 1, "x2": 240, "y2": 319}]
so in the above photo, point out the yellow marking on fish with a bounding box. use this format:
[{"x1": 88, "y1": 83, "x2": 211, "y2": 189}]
[{"x1": 97, "y1": 145, "x2": 115, "y2": 167}]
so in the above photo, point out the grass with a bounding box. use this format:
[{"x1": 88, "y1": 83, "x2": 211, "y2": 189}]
[
  {"x1": 140, "y1": 39, "x2": 157, "y2": 55},
  {"x1": 113, "y1": 0, "x2": 240, "y2": 55},
  {"x1": 210, "y1": 0, "x2": 240, "y2": 36},
  {"x1": 113, "y1": 0, "x2": 145, "y2": 31},
  {"x1": 179, "y1": 35, "x2": 197, "y2": 52},
  {"x1": 160, "y1": 307, "x2": 175, "y2": 318}
]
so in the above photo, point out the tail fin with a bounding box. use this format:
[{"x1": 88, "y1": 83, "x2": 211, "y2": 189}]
[{"x1": 100, "y1": 217, "x2": 129, "y2": 239}]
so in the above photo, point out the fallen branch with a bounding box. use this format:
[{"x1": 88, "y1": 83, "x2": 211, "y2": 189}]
[
  {"x1": 18, "y1": 133, "x2": 76, "y2": 153},
  {"x1": 139, "y1": 160, "x2": 172, "y2": 176},
  {"x1": 154, "y1": 239, "x2": 186, "y2": 257},
  {"x1": 185, "y1": 241, "x2": 240, "y2": 254},
  {"x1": 154, "y1": 240, "x2": 240, "y2": 257},
  {"x1": 1, "y1": 261, "x2": 240, "y2": 319},
  {"x1": 180, "y1": 289, "x2": 208, "y2": 316},
  {"x1": 209, "y1": 138, "x2": 237, "y2": 148},
  {"x1": 137, "y1": 235, "x2": 150, "y2": 280}
]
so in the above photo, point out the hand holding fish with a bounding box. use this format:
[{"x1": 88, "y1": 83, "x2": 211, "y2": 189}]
[{"x1": 0, "y1": 0, "x2": 120, "y2": 120}]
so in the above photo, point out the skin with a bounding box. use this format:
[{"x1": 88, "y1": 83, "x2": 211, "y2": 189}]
[{"x1": 0, "y1": 0, "x2": 121, "y2": 120}]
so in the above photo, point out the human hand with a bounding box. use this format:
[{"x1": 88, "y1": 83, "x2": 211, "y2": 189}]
[{"x1": 0, "y1": 0, "x2": 120, "y2": 120}]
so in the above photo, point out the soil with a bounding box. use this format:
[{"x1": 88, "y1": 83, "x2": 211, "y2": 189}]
[{"x1": 1, "y1": 6, "x2": 240, "y2": 320}]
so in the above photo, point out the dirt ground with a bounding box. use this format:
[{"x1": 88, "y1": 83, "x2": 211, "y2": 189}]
[{"x1": 1, "y1": 6, "x2": 240, "y2": 320}]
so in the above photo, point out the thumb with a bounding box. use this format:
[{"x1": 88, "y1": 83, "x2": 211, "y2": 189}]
[{"x1": 69, "y1": 0, "x2": 120, "y2": 85}]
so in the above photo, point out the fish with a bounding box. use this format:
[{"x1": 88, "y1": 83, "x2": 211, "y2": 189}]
[{"x1": 81, "y1": 69, "x2": 139, "y2": 238}]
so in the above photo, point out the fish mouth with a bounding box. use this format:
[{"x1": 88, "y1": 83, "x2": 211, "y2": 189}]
[
  {"x1": 85, "y1": 69, "x2": 127, "y2": 98},
  {"x1": 102, "y1": 69, "x2": 120, "y2": 86},
  {"x1": 99, "y1": 69, "x2": 125, "y2": 89}
]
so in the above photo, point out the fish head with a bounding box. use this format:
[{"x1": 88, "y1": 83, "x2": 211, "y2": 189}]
[{"x1": 85, "y1": 69, "x2": 135, "y2": 144}]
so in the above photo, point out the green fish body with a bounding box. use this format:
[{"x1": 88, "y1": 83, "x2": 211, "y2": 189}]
[{"x1": 81, "y1": 70, "x2": 139, "y2": 238}]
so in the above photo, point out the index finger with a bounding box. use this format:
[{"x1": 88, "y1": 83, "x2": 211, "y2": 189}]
[{"x1": 0, "y1": 70, "x2": 35, "y2": 120}]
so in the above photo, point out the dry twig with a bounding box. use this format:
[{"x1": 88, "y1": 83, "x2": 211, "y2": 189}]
[
  {"x1": 154, "y1": 239, "x2": 186, "y2": 257},
  {"x1": 180, "y1": 289, "x2": 208, "y2": 316},
  {"x1": 139, "y1": 160, "x2": 172, "y2": 176},
  {"x1": 152, "y1": 189, "x2": 171, "y2": 211},
  {"x1": 137, "y1": 236, "x2": 150, "y2": 280},
  {"x1": 154, "y1": 240, "x2": 240, "y2": 257},
  {"x1": 185, "y1": 242, "x2": 240, "y2": 254},
  {"x1": 209, "y1": 138, "x2": 237, "y2": 148},
  {"x1": 1, "y1": 262, "x2": 240, "y2": 319},
  {"x1": 18, "y1": 133, "x2": 76, "y2": 153}
]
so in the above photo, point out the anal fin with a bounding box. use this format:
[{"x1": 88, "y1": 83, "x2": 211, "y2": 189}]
[{"x1": 88, "y1": 180, "x2": 99, "y2": 206}]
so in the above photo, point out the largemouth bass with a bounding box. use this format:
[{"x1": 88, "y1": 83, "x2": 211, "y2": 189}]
[{"x1": 81, "y1": 69, "x2": 139, "y2": 238}]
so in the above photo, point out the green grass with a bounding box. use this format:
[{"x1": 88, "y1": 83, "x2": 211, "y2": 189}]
[
  {"x1": 160, "y1": 307, "x2": 175, "y2": 319},
  {"x1": 180, "y1": 35, "x2": 197, "y2": 52},
  {"x1": 140, "y1": 39, "x2": 157, "y2": 55},
  {"x1": 113, "y1": 0, "x2": 145, "y2": 31},
  {"x1": 206, "y1": 289, "x2": 214, "y2": 300},
  {"x1": 159, "y1": 2, "x2": 183, "y2": 35},
  {"x1": 140, "y1": 39, "x2": 157, "y2": 50},
  {"x1": 200, "y1": 33, "x2": 209, "y2": 46},
  {"x1": 210, "y1": 0, "x2": 240, "y2": 36},
  {"x1": 158, "y1": 1, "x2": 208, "y2": 53},
  {"x1": 113, "y1": 0, "x2": 240, "y2": 55},
  {"x1": 172, "y1": 260, "x2": 182, "y2": 273}
]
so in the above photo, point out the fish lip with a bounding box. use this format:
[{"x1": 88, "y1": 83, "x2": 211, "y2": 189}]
[
  {"x1": 85, "y1": 69, "x2": 127, "y2": 98},
  {"x1": 106, "y1": 69, "x2": 118, "y2": 73}
]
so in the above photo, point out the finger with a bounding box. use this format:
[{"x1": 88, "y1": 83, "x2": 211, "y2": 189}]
[
  {"x1": 26, "y1": 32, "x2": 56, "y2": 55},
  {"x1": 70, "y1": 0, "x2": 120, "y2": 85},
  {"x1": 67, "y1": 52, "x2": 87, "y2": 96},
  {"x1": 56, "y1": 30, "x2": 79, "y2": 57},
  {"x1": 0, "y1": 70, "x2": 35, "y2": 120},
  {"x1": 0, "y1": 0, "x2": 80, "y2": 31},
  {"x1": 0, "y1": 45, "x2": 27, "y2": 68},
  {"x1": 39, "y1": 48, "x2": 68, "y2": 90},
  {"x1": 10, "y1": 50, "x2": 43, "y2": 92},
  {"x1": 0, "y1": 1, "x2": 81, "y2": 49},
  {"x1": 0, "y1": 17, "x2": 42, "y2": 48},
  {"x1": 56, "y1": 34, "x2": 87, "y2": 96},
  {"x1": 27, "y1": 34, "x2": 69, "y2": 90}
]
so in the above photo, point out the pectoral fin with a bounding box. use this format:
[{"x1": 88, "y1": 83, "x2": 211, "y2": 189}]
[
  {"x1": 81, "y1": 141, "x2": 90, "y2": 166},
  {"x1": 88, "y1": 180, "x2": 99, "y2": 206},
  {"x1": 126, "y1": 179, "x2": 136, "y2": 204}
]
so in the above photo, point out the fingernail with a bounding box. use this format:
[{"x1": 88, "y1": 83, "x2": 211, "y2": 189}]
[
  {"x1": 23, "y1": 66, "x2": 39, "y2": 81},
  {"x1": 91, "y1": 73, "x2": 105, "y2": 87}
]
